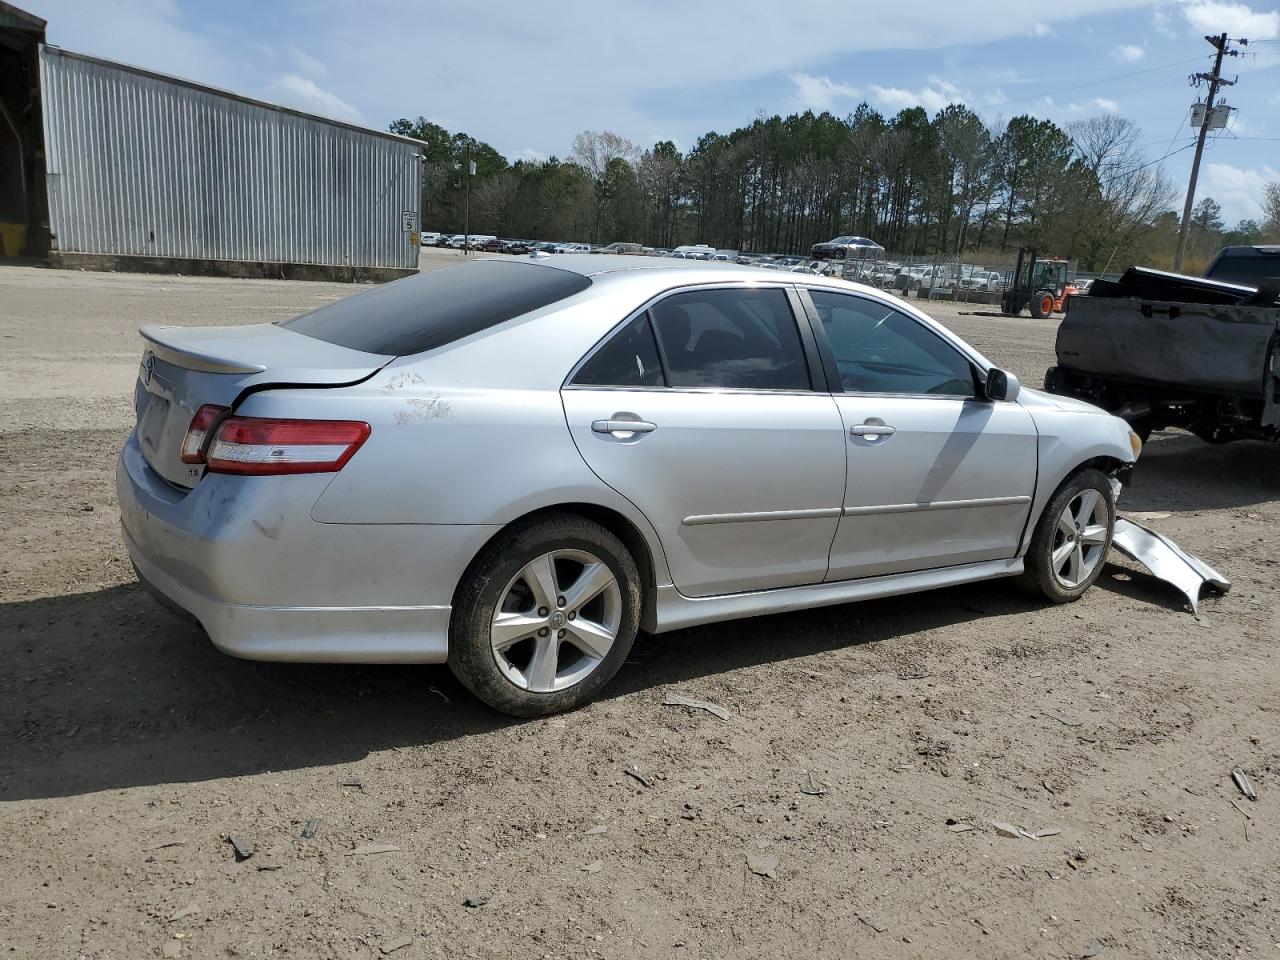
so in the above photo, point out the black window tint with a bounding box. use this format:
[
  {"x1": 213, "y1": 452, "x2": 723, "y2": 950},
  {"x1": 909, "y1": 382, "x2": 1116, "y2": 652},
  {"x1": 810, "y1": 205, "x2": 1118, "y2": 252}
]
[
  {"x1": 810, "y1": 291, "x2": 975, "y2": 398},
  {"x1": 650, "y1": 288, "x2": 810, "y2": 390},
  {"x1": 573, "y1": 314, "x2": 664, "y2": 387},
  {"x1": 1205, "y1": 253, "x2": 1280, "y2": 287},
  {"x1": 281, "y1": 260, "x2": 591, "y2": 356}
]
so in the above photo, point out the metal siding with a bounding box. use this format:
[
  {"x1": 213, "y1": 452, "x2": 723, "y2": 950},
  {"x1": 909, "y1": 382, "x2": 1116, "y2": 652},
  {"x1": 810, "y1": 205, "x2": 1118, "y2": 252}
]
[{"x1": 39, "y1": 46, "x2": 420, "y2": 269}]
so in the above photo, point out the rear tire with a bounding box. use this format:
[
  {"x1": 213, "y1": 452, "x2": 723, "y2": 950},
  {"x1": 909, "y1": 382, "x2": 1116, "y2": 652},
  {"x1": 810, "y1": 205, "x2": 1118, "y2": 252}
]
[
  {"x1": 448, "y1": 513, "x2": 641, "y2": 717},
  {"x1": 1015, "y1": 468, "x2": 1115, "y2": 603}
]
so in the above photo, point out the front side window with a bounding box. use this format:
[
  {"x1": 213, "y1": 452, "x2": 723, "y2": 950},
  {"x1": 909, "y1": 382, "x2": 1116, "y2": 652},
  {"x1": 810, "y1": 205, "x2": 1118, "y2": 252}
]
[
  {"x1": 649, "y1": 288, "x2": 810, "y2": 390},
  {"x1": 809, "y1": 290, "x2": 975, "y2": 398},
  {"x1": 572, "y1": 314, "x2": 664, "y2": 388}
]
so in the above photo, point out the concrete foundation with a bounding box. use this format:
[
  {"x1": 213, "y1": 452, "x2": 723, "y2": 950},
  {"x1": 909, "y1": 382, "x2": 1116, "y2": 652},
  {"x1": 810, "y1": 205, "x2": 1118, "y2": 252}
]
[{"x1": 48, "y1": 251, "x2": 415, "y2": 283}]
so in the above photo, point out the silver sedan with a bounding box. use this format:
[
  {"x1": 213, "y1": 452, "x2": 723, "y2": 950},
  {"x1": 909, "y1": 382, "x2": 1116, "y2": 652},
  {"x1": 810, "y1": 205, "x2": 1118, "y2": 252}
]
[{"x1": 119, "y1": 255, "x2": 1141, "y2": 715}]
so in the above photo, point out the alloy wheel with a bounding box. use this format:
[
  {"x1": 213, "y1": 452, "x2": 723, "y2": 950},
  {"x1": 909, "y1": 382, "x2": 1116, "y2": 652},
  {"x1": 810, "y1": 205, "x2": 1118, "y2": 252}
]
[
  {"x1": 490, "y1": 549, "x2": 622, "y2": 693},
  {"x1": 1050, "y1": 489, "x2": 1109, "y2": 589}
]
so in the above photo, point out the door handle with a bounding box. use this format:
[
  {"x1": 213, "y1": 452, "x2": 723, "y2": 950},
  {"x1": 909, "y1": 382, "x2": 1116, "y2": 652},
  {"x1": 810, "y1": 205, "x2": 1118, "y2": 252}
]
[
  {"x1": 850, "y1": 423, "x2": 896, "y2": 437},
  {"x1": 592, "y1": 419, "x2": 657, "y2": 436}
]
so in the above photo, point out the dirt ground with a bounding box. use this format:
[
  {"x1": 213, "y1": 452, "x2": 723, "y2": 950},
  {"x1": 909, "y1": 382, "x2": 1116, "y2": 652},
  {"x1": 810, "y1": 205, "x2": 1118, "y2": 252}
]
[{"x1": 2, "y1": 252, "x2": 1278, "y2": 960}]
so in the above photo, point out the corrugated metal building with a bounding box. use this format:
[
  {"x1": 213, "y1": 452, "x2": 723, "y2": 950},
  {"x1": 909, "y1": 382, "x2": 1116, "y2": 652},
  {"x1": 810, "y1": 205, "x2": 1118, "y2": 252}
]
[{"x1": 1, "y1": 4, "x2": 423, "y2": 280}]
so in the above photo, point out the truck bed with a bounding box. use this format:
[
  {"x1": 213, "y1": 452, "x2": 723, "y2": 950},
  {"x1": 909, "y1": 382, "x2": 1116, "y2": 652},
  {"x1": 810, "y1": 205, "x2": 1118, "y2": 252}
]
[{"x1": 1046, "y1": 266, "x2": 1280, "y2": 443}]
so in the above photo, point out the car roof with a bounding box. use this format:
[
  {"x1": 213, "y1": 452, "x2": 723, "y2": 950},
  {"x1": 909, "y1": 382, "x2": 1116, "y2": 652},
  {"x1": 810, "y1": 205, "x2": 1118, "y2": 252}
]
[
  {"x1": 470, "y1": 252, "x2": 901, "y2": 300},
  {"x1": 1215, "y1": 245, "x2": 1280, "y2": 255}
]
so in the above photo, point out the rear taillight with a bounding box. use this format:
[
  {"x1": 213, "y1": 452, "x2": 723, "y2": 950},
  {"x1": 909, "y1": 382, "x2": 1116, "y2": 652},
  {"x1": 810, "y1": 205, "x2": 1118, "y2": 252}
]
[
  {"x1": 205, "y1": 417, "x2": 371, "y2": 476},
  {"x1": 180, "y1": 404, "x2": 230, "y2": 464}
]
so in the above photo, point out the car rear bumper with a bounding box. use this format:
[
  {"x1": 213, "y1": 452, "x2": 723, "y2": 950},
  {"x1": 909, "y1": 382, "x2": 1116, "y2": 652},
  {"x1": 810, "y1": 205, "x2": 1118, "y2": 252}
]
[{"x1": 117, "y1": 431, "x2": 497, "y2": 663}]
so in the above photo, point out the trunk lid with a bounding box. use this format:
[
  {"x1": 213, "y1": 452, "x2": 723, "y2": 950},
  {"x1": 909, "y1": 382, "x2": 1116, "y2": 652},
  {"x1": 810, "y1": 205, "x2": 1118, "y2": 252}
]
[{"x1": 134, "y1": 323, "x2": 392, "y2": 488}]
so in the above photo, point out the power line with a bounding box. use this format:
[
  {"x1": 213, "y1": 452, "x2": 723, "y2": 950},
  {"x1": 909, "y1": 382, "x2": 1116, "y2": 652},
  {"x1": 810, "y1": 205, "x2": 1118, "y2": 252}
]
[
  {"x1": 1160, "y1": 112, "x2": 1188, "y2": 159},
  {"x1": 980, "y1": 55, "x2": 1214, "y2": 111},
  {"x1": 1101, "y1": 142, "x2": 1196, "y2": 184}
]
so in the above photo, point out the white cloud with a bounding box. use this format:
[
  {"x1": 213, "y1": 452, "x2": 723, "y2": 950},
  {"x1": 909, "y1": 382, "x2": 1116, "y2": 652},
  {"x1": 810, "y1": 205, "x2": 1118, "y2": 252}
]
[
  {"x1": 1093, "y1": 97, "x2": 1122, "y2": 112},
  {"x1": 647, "y1": 135, "x2": 683, "y2": 152},
  {"x1": 789, "y1": 72, "x2": 861, "y2": 112},
  {"x1": 26, "y1": 0, "x2": 234, "y2": 90},
  {"x1": 287, "y1": 45, "x2": 329, "y2": 79},
  {"x1": 1111, "y1": 43, "x2": 1145, "y2": 61},
  {"x1": 1201, "y1": 162, "x2": 1280, "y2": 223},
  {"x1": 24, "y1": 0, "x2": 1203, "y2": 163},
  {"x1": 1153, "y1": 7, "x2": 1179, "y2": 36},
  {"x1": 1227, "y1": 111, "x2": 1263, "y2": 135},
  {"x1": 512, "y1": 147, "x2": 548, "y2": 164},
  {"x1": 868, "y1": 80, "x2": 967, "y2": 114},
  {"x1": 262, "y1": 74, "x2": 361, "y2": 121},
  {"x1": 1183, "y1": 1, "x2": 1280, "y2": 39}
]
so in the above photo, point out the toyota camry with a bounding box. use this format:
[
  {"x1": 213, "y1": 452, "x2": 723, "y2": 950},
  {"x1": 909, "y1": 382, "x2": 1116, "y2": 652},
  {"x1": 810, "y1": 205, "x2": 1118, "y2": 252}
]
[{"x1": 119, "y1": 255, "x2": 1141, "y2": 715}]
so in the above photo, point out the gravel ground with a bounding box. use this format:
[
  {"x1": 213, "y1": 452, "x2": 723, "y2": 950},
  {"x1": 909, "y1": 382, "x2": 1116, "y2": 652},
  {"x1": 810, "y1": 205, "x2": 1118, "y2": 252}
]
[{"x1": 2, "y1": 253, "x2": 1278, "y2": 960}]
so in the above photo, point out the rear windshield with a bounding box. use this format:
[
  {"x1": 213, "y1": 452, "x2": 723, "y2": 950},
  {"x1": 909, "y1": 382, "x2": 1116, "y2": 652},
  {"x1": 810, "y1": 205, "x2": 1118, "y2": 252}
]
[
  {"x1": 281, "y1": 260, "x2": 592, "y2": 356},
  {"x1": 1204, "y1": 252, "x2": 1280, "y2": 288}
]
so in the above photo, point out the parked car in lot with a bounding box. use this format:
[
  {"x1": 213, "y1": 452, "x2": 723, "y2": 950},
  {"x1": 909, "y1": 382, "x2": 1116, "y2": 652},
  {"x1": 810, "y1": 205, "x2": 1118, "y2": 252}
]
[
  {"x1": 557, "y1": 243, "x2": 592, "y2": 255},
  {"x1": 120, "y1": 255, "x2": 1141, "y2": 716},
  {"x1": 420, "y1": 232, "x2": 442, "y2": 247},
  {"x1": 594, "y1": 242, "x2": 644, "y2": 255},
  {"x1": 810, "y1": 235, "x2": 886, "y2": 262},
  {"x1": 962, "y1": 270, "x2": 1003, "y2": 291},
  {"x1": 893, "y1": 265, "x2": 929, "y2": 290},
  {"x1": 672, "y1": 244, "x2": 716, "y2": 260}
]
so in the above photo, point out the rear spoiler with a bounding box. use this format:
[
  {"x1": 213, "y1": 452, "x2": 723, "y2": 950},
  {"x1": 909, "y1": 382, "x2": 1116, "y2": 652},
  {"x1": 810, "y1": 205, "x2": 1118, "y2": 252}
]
[{"x1": 140, "y1": 325, "x2": 268, "y2": 375}]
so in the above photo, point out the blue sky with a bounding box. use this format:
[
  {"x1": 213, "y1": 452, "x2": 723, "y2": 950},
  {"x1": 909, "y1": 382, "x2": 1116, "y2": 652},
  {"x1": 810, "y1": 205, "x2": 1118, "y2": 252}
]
[{"x1": 25, "y1": 0, "x2": 1280, "y2": 224}]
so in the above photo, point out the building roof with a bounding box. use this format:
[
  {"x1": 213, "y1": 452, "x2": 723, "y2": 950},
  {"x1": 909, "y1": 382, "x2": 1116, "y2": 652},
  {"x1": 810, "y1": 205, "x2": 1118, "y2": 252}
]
[
  {"x1": 0, "y1": 2, "x2": 46, "y2": 34},
  {"x1": 40, "y1": 44, "x2": 426, "y2": 148}
]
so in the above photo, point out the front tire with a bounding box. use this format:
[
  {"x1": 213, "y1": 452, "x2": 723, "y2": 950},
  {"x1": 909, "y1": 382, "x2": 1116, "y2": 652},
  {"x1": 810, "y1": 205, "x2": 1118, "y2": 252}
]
[
  {"x1": 1015, "y1": 468, "x2": 1115, "y2": 603},
  {"x1": 448, "y1": 513, "x2": 642, "y2": 717}
]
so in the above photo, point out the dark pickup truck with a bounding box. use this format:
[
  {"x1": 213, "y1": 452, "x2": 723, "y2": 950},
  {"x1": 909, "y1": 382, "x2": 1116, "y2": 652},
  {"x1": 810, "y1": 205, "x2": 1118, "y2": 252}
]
[{"x1": 1044, "y1": 246, "x2": 1280, "y2": 444}]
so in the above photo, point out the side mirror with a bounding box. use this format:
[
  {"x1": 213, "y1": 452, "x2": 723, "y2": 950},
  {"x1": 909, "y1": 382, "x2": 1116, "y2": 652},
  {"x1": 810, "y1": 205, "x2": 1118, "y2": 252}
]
[{"x1": 984, "y1": 368, "x2": 1020, "y2": 402}]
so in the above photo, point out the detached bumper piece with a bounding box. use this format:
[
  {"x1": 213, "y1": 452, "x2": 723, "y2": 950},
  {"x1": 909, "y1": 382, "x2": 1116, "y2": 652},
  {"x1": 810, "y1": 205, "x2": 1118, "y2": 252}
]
[{"x1": 1111, "y1": 518, "x2": 1231, "y2": 614}]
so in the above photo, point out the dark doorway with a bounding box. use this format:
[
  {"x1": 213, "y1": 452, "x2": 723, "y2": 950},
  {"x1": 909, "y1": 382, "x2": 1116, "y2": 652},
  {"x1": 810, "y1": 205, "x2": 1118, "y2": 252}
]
[{"x1": 0, "y1": 3, "x2": 47, "y2": 258}]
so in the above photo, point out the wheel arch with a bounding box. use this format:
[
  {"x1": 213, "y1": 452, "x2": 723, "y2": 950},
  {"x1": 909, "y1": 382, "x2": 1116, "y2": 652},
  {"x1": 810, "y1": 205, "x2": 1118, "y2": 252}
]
[
  {"x1": 1019, "y1": 451, "x2": 1130, "y2": 556},
  {"x1": 452, "y1": 502, "x2": 664, "y2": 632}
]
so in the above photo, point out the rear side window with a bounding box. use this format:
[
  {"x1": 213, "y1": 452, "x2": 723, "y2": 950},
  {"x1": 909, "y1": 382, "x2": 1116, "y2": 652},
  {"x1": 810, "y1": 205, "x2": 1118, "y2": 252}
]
[
  {"x1": 649, "y1": 288, "x2": 810, "y2": 390},
  {"x1": 573, "y1": 314, "x2": 665, "y2": 387},
  {"x1": 281, "y1": 260, "x2": 591, "y2": 356},
  {"x1": 1205, "y1": 252, "x2": 1280, "y2": 287}
]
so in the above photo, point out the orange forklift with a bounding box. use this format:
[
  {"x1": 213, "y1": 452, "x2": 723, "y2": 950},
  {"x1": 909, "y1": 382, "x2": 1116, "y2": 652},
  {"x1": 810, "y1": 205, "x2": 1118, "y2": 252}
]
[{"x1": 1001, "y1": 248, "x2": 1077, "y2": 318}]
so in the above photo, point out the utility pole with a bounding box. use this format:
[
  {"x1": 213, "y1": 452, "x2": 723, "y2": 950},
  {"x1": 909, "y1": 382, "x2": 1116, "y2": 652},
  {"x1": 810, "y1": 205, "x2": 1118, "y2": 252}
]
[
  {"x1": 1173, "y1": 32, "x2": 1242, "y2": 273},
  {"x1": 463, "y1": 143, "x2": 474, "y2": 256}
]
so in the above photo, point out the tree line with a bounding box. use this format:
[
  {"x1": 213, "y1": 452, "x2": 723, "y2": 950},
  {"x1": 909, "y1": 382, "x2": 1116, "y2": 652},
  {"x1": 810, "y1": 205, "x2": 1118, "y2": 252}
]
[{"x1": 390, "y1": 106, "x2": 1280, "y2": 272}]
